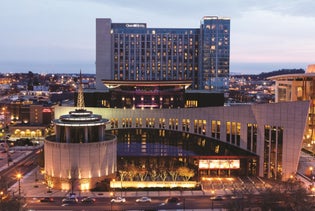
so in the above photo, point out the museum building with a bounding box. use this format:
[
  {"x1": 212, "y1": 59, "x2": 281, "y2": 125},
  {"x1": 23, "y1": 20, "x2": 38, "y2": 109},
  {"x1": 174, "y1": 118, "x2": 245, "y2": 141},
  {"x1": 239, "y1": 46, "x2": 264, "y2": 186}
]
[{"x1": 54, "y1": 100, "x2": 309, "y2": 183}]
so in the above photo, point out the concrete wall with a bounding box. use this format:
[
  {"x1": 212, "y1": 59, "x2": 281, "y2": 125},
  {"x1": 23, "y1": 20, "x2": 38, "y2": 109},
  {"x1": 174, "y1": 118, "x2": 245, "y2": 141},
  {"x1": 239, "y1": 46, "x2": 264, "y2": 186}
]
[
  {"x1": 96, "y1": 18, "x2": 112, "y2": 90},
  {"x1": 44, "y1": 138, "x2": 117, "y2": 190}
]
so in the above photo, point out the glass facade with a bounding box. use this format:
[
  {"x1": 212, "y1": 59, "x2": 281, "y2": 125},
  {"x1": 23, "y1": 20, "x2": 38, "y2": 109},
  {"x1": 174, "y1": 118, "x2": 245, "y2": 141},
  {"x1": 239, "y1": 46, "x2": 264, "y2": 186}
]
[
  {"x1": 112, "y1": 128, "x2": 257, "y2": 177},
  {"x1": 211, "y1": 120, "x2": 221, "y2": 139},
  {"x1": 247, "y1": 123, "x2": 257, "y2": 153},
  {"x1": 226, "y1": 121, "x2": 241, "y2": 146},
  {"x1": 200, "y1": 17, "x2": 230, "y2": 91},
  {"x1": 103, "y1": 16, "x2": 230, "y2": 92},
  {"x1": 263, "y1": 125, "x2": 283, "y2": 179}
]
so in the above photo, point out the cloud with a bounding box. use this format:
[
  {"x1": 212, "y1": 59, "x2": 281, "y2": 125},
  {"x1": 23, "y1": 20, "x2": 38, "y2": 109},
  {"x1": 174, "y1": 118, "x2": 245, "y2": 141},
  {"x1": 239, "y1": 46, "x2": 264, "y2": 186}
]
[
  {"x1": 73, "y1": 0, "x2": 315, "y2": 19},
  {"x1": 1, "y1": 0, "x2": 315, "y2": 73}
]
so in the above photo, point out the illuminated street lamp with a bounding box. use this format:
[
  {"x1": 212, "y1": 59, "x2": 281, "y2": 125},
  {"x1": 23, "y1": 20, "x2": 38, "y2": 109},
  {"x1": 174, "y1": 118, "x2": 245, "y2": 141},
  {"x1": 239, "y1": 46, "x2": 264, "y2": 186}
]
[
  {"x1": 0, "y1": 191, "x2": 3, "y2": 202},
  {"x1": 16, "y1": 173, "x2": 22, "y2": 197}
]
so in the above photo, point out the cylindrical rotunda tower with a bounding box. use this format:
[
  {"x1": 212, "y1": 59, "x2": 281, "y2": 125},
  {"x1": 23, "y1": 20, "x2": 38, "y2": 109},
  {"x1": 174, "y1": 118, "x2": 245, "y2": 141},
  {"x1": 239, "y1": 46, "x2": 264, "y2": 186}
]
[{"x1": 44, "y1": 73, "x2": 117, "y2": 191}]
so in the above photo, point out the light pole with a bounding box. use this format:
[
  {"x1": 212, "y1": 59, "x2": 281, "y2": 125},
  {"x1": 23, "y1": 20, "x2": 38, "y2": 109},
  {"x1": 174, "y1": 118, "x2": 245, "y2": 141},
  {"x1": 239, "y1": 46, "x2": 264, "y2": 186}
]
[
  {"x1": 16, "y1": 173, "x2": 22, "y2": 197},
  {"x1": 120, "y1": 178, "x2": 123, "y2": 197},
  {"x1": 0, "y1": 191, "x2": 3, "y2": 202},
  {"x1": 310, "y1": 167, "x2": 314, "y2": 188}
]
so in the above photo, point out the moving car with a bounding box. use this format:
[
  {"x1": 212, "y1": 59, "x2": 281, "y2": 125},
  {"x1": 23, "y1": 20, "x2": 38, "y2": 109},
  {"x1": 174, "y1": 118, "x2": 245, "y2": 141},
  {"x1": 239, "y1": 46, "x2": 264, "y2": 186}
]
[
  {"x1": 210, "y1": 195, "x2": 224, "y2": 201},
  {"x1": 62, "y1": 197, "x2": 78, "y2": 205},
  {"x1": 136, "y1": 196, "x2": 152, "y2": 202},
  {"x1": 165, "y1": 197, "x2": 181, "y2": 204},
  {"x1": 81, "y1": 197, "x2": 96, "y2": 204},
  {"x1": 40, "y1": 197, "x2": 54, "y2": 202},
  {"x1": 111, "y1": 196, "x2": 126, "y2": 203}
]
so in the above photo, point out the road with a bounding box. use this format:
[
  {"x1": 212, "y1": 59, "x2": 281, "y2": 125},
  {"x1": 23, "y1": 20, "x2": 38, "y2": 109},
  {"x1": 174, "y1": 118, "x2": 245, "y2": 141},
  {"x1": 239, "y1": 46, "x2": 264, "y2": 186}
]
[
  {"x1": 24, "y1": 195, "x2": 261, "y2": 210},
  {"x1": 1, "y1": 147, "x2": 42, "y2": 194}
]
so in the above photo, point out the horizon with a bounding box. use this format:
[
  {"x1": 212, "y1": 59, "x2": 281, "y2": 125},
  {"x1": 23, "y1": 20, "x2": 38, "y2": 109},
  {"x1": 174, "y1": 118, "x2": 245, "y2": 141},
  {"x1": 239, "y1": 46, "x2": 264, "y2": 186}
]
[{"x1": 0, "y1": 61, "x2": 309, "y2": 75}]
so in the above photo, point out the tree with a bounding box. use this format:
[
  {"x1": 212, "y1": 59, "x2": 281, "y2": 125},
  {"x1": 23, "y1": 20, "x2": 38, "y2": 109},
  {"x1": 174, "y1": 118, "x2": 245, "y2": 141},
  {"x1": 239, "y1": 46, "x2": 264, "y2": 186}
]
[
  {"x1": 259, "y1": 178, "x2": 313, "y2": 211},
  {"x1": 118, "y1": 170, "x2": 128, "y2": 181},
  {"x1": 150, "y1": 170, "x2": 159, "y2": 181},
  {"x1": 0, "y1": 175, "x2": 9, "y2": 193},
  {"x1": 177, "y1": 166, "x2": 194, "y2": 181},
  {"x1": 137, "y1": 169, "x2": 148, "y2": 181},
  {"x1": 169, "y1": 169, "x2": 179, "y2": 181},
  {"x1": 67, "y1": 167, "x2": 79, "y2": 194},
  {"x1": 159, "y1": 170, "x2": 168, "y2": 181},
  {"x1": 0, "y1": 196, "x2": 22, "y2": 211},
  {"x1": 127, "y1": 166, "x2": 137, "y2": 181}
]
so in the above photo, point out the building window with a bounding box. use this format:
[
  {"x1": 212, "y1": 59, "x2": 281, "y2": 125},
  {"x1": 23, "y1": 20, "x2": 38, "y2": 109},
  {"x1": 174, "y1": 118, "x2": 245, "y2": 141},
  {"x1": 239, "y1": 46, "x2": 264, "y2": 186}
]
[
  {"x1": 182, "y1": 119, "x2": 190, "y2": 132},
  {"x1": 111, "y1": 118, "x2": 118, "y2": 129},
  {"x1": 122, "y1": 118, "x2": 132, "y2": 128},
  {"x1": 297, "y1": 86, "x2": 303, "y2": 100},
  {"x1": 226, "y1": 121, "x2": 241, "y2": 146},
  {"x1": 136, "y1": 118, "x2": 142, "y2": 128},
  {"x1": 226, "y1": 121, "x2": 231, "y2": 143},
  {"x1": 122, "y1": 118, "x2": 126, "y2": 128},
  {"x1": 263, "y1": 125, "x2": 283, "y2": 179},
  {"x1": 211, "y1": 120, "x2": 220, "y2": 139},
  {"x1": 247, "y1": 123, "x2": 257, "y2": 153},
  {"x1": 185, "y1": 100, "x2": 198, "y2": 108},
  {"x1": 146, "y1": 118, "x2": 155, "y2": 128},
  {"x1": 169, "y1": 118, "x2": 178, "y2": 130},
  {"x1": 194, "y1": 119, "x2": 206, "y2": 134},
  {"x1": 159, "y1": 118, "x2": 165, "y2": 129}
]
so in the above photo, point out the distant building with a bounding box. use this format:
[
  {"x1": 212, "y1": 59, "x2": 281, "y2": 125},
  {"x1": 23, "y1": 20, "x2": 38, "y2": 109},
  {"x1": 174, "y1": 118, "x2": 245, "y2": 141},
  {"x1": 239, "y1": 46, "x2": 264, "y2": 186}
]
[
  {"x1": 95, "y1": 16, "x2": 230, "y2": 92},
  {"x1": 8, "y1": 101, "x2": 54, "y2": 139}
]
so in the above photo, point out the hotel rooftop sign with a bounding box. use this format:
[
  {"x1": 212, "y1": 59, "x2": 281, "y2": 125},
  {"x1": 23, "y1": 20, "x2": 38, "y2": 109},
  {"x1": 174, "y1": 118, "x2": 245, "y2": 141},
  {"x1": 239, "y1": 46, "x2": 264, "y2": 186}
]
[{"x1": 112, "y1": 23, "x2": 147, "y2": 28}]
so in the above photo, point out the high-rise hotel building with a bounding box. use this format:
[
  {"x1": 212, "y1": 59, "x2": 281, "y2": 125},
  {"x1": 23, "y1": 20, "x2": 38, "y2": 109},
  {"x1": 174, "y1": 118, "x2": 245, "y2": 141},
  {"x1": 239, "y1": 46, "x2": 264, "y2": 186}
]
[{"x1": 96, "y1": 16, "x2": 230, "y2": 92}]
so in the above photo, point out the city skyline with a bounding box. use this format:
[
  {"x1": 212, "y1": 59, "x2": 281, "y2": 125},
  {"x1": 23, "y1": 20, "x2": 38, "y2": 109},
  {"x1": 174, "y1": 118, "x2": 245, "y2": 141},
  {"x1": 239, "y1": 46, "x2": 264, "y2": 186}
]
[{"x1": 1, "y1": 0, "x2": 315, "y2": 74}]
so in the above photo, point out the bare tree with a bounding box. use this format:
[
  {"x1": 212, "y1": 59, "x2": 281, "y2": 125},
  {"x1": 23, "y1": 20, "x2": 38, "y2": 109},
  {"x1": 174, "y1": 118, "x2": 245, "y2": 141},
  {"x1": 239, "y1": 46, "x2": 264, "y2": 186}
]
[
  {"x1": 169, "y1": 168, "x2": 179, "y2": 181},
  {"x1": 138, "y1": 169, "x2": 148, "y2": 181},
  {"x1": 68, "y1": 167, "x2": 79, "y2": 194},
  {"x1": 127, "y1": 166, "x2": 137, "y2": 181},
  {"x1": 0, "y1": 175, "x2": 9, "y2": 193},
  {"x1": 118, "y1": 170, "x2": 128, "y2": 181},
  {"x1": 150, "y1": 170, "x2": 159, "y2": 181},
  {"x1": 259, "y1": 179, "x2": 313, "y2": 211},
  {"x1": 159, "y1": 170, "x2": 168, "y2": 181}
]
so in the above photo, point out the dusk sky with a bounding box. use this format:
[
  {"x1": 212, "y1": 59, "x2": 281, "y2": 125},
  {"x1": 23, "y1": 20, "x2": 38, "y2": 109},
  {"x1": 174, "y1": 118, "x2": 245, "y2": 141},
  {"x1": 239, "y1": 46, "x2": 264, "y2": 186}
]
[{"x1": 1, "y1": 0, "x2": 315, "y2": 74}]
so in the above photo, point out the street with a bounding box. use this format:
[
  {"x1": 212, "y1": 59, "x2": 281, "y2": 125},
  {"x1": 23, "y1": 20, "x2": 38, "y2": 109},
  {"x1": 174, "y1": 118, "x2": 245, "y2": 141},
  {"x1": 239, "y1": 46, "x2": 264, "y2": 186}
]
[{"x1": 25, "y1": 195, "x2": 261, "y2": 210}]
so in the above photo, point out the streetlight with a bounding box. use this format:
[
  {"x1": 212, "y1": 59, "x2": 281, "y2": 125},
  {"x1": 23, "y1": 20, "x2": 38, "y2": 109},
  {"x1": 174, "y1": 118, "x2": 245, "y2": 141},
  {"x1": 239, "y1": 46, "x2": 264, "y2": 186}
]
[
  {"x1": 16, "y1": 173, "x2": 22, "y2": 197},
  {"x1": 0, "y1": 191, "x2": 3, "y2": 202}
]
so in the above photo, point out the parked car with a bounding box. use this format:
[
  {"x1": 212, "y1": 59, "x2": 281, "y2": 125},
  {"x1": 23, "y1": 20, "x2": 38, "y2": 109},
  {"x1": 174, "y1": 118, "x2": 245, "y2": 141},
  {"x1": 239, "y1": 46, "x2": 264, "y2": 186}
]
[
  {"x1": 111, "y1": 196, "x2": 126, "y2": 203},
  {"x1": 136, "y1": 196, "x2": 152, "y2": 203},
  {"x1": 40, "y1": 197, "x2": 54, "y2": 202},
  {"x1": 81, "y1": 197, "x2": 96, "y2": 204}
]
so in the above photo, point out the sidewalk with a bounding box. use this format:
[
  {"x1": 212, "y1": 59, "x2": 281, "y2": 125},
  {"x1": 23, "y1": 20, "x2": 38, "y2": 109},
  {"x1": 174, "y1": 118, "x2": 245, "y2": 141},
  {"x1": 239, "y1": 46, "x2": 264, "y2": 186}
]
[{"x1": 10, "y1": 166, "x2": 221, "y2": 199}]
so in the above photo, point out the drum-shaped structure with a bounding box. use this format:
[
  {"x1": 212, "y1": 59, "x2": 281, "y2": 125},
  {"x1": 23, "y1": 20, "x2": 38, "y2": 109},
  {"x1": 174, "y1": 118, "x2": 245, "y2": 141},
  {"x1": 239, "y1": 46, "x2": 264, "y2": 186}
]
[{"x1": 44, "y1": 108, "x2": 117, "y2": 191}]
